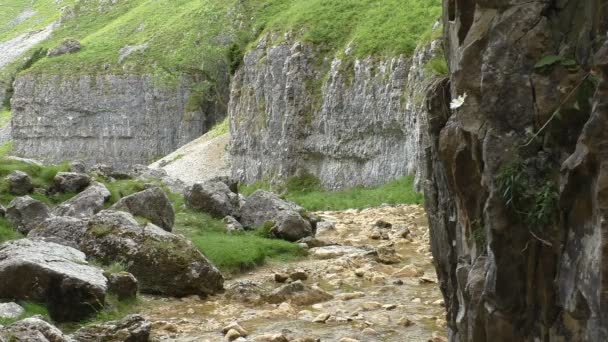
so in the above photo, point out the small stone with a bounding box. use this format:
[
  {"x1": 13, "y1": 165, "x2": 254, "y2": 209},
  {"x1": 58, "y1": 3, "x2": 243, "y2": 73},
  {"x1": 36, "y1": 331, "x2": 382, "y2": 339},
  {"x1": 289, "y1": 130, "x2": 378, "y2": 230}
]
[
  {"x1": 398, "y1": 317, "x2": 415, "y2": 327},
  {"x1": 354, "y1": 268, "x2": 366, "y2": 277},
  {"x1": 289, "y1": 270, "x2": 308, "y2": 281},
  {"x1": 362, "y1": 328, "x2": 377, "y2": 335},
  {"x1": 336, "y1": 292, "x2": 365, "y2": 301},
  {"x1": 312, "y1": 313, "x2": 331, "y2": 323},
  {"x1": 419, "y1": 277, "x2": 437, "y2": 284},
  {"x1": 429, "y1": 332, "x2": 448, "y2": 342},
  {"x1": 222, "y1": 322, "x2": 248, "y2": 336},
  {"x1": 393, "y1": 264, "x2": 425, "y2": 278},
  {"x1": 6, "y1": 171, "x2": 33, "y2": 196},
  {"x1": 360, "y1": 302, "x2": 382, "y2": 311},
  {"x1": 339, "y1": 338, "x2": 360, "y2": 342},
  {"x1": 383, "y1": 304, "x2": 397, "y2": 310},
  {"x1": 105, "y1": 271, "x2": 138, "y2": 300},
  {"x1": 226, "y1": 328, "x2": 242, "y2": 341},
  {"x1": 274, "y1": 273, "x2": 289, "y2": 283},
  {"x1": 374, "y1": 220, "x2": 392, "y2": 229},
  {"x1": 0, "y1": 302, "x2": 25, "y2": 319},
  {"x1": 411, "y1": 298, "x2": 422, "y2": 303},
  {"x1": 433, "y1": 299, "x2": 445, "y2": 306},
  {"x1": 393, "y1": 279, "x2": 404, "y2": 285},
  {"x1": 397, "y1": 227, "x2": 411, "y2": 238},
  {"x1": 253, "y1": 333, "x2": 289, "y2": 342}
]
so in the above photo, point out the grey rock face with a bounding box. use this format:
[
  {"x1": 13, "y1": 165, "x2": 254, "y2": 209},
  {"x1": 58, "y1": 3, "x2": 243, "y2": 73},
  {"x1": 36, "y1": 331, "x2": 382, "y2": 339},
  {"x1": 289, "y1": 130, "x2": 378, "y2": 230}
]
[
  {"x1": 0, "y1": 239, "x2": 107, "y2": 322},
  {"x1": 185, "y1": 181, "x2": 240, "y2": 219},
  {"x1": 111, "y1": 187, "x2": 174, "y2": 231},
  {"x1": 5, "y1": 171, "x2": 33, "y2": 196},
  {"x1": 424, "y1": 1, "x2": 608, "y2": 341},
  {"x1": 28, "y1": 216, "x2": 88, "y2": 248},
  {"x1": 53, "y1": 172, "x2": 91, "y2": 193},
  {"x1": 6, "y1": 196, "x2": 52, "y2": 234},
  {"x1": 70, "y1": 314, "x2": 151, "y2": 342},
  {"x1": 54, "y1": 182, "x2": 110, "y2": 218},
  {"x1": 11, "y1": 74, "x2": 225, "y2": 169},
  {"x1": 80, "y1": 210, "x2": 224, "y2": 297},
  {"x1": 0, "y1": 302, "x2": 24, "y2": 320},
  {"x1": 47, "y1": 38, "x2": 81, "y2": 57},
  {"x1": 0, "y1": 316, "x2": 68, "y2": 342},
  {"x1": 229, "y1": 36, "x2": 439, "y2": 189}
]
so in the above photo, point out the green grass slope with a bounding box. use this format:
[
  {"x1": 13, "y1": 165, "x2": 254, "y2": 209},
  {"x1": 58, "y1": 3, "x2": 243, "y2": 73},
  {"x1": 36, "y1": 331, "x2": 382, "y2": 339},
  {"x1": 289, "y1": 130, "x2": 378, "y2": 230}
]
[{"x1": 0, "y1": 0, "x2": 74, "y2": 42}]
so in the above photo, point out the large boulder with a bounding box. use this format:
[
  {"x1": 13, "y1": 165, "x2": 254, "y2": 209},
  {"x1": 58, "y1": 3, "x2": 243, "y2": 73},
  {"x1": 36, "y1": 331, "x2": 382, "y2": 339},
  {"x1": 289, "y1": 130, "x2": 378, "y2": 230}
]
[
  {"x1": 185, "y1": 181, "x2": 240, "y2": 218},
  {"x1": 0, "y1": 239, "x2": 107, "y2": 322},
  {"x1": 54, "y1": 182, "x2": 110, "y2": 219},
  {"x1": 110, "y1": 187, "x2": 174, "y2": 231},
  {"x1": 53, "y1": 172, "x2": 91, "y2": 193},
  {"x1": 80, "y1": 210, "x2": 223, "y2": 297},
  {"x1": 28, "y1": 216, "x2": 88, "y2": 248},
  {"x1": 6, "y1": 196, "x2": 52, "y2": 234},
  {"x1": 240, "y1": 190, "x2": 313, "y2": 241},
  {"x1": 0, "y1": 316, "x2": 68, "y2": 342},
  {"x1": 70, "y1": 314, "x2": 151, "y2": 342},
  {"x1": 5, "y1": 171, "x2": 33, "y2": 196}
]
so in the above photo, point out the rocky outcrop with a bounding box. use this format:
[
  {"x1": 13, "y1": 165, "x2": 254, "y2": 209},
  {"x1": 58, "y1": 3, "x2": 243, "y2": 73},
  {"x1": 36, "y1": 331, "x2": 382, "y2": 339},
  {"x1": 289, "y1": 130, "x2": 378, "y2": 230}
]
[
  {"x1": 6, "y1": 196, "x2": 52, "y2": 234},
  {"x1": 424, "y1": 1, "x2": 608, "y2": 341},
  {"x1": 0, "y1": 316, "x2": 68, "y2": 342},
  {"x1": 70, "y1": 314, "x2": 151, "y2": 342},
  {"x1": 0, "y1": 239, "x2": 107, "y2": 322},
  {"x1": 111, "y1": 187, "x2": 174, "y2": 231},
  {"x1": 11, "y1": 74, "x2": 225, "y2": 168},
  {"x1": 229, "y1": 35, "x2": 441, "y2": 189}
]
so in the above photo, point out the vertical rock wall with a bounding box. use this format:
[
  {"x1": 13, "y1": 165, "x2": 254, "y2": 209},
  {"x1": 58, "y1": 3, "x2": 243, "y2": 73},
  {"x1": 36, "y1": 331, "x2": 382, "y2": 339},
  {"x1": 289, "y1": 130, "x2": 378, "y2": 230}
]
[
  {"x1": 11, "y1": 74, "x2": 226, "y2": 167},
  {"x1": 229, "y1": 35, "x2": 441, "y2": 189},
  {"x1": 424, "y1": 0, "x2": 608, "y2": 340}
]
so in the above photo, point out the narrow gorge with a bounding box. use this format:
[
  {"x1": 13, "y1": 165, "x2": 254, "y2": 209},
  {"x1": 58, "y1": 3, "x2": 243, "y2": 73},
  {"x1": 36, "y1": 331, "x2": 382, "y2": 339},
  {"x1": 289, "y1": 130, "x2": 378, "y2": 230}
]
[{"x1": 0, "y1": 0, "x2": 606, "y2": 341}]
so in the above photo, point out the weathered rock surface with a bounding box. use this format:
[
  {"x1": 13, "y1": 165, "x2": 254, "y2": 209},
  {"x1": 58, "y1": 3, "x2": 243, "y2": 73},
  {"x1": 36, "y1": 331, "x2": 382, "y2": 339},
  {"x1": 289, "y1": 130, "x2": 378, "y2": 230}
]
[
  {"x1": 105, "y1": 271, "x2": 138, "y2": 300},
  {"x1": 70, "y1": 314, "x2": 151, "y2": 342},
  {"x1": 47, "y1": 38, "x2": 81, "y2": 57},
  {"x1": 0, "y1": 316, "x2": 68, "y2": 342},
  {"x1": 424, "y1": 1, "x2": 608, "y2": 341},
  {"x1": 80, "y1": 210, "x2": 223, "y2": 296},
  {"x1": 265, "y1": 281, "x2": 333, "y2": 306},
  {"x1": 6, "y1": 196, "x2": 52, "y2": 234},
  {"x1": 229, "y1": 35, "x2": 440, "y2": 189},
  {"x1": 185, "y1": 181, "x2": 240, "y2": 219},
  {"x1": 0, "y1": 239, "x2": 107, "y2": 322},
  {"x1": 111, "y1": 187, "x2": 174, "y2": 231},
  {"x1": 53, "y1": 172, "x2": 91, "y2": 193},
  {"x1": 0, "y1": 302, "x2": 24, "y2": 320},
  {"x1": 5, "y1": 171, "x2": 33, "y2": 195},
  {"x1": 11, "y1": 74, "x2": 226, "y2": 168},
  {"x1": 54, "y1": 182, "x2": 110, "y2": 218},
  {"x1": 28, "y1": 216, "x2": 88, "y2": 248}
]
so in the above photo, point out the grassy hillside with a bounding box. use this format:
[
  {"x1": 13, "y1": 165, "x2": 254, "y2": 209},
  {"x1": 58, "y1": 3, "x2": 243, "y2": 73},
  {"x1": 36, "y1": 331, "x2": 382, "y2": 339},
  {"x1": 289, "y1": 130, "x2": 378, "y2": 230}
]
[{"x1": 0, "y1": 0, "x2": 74, "y2": 42}]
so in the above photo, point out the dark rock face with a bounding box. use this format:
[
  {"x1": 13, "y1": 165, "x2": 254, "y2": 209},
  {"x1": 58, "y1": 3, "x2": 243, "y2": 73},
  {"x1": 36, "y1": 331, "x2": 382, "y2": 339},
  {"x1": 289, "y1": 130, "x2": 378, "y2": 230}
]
[
  {"x1": 0, "y1": 239, "x2": 107, "y2": 322},
  {"x1": 185, "y1": 181, "x2": 240, "y2": 219},
  {"x1": 70, "y1": 314, "x2": 151, "y2": 342},
  {"x1": 6, "y1": 196, "x2": 52, "y2": 234},
  {"x1": 424, "y1": 1, "x2": 608, "y2": 341},
  {"x1": 111, "y1": 187, "x2": 174, "y2": 231},
  {"x1": 80, "y1": 210, "x2": 224, "y2": 297},
  {"x1": 5, "y1": 171, "x2": 33, "y2": 195}
]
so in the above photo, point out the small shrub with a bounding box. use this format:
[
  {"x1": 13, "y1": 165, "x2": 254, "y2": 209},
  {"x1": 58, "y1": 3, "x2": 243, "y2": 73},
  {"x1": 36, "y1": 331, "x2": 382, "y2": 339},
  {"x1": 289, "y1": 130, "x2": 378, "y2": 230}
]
[{"x1": 425, "y1": 56, "x2": 448, "y2": 76}]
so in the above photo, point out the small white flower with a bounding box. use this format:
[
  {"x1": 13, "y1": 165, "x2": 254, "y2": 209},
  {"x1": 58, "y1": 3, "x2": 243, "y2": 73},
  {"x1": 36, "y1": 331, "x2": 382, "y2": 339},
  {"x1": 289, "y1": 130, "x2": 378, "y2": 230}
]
[{"x1": 450, "y1": 93, "x2": 468, "y2": 110}]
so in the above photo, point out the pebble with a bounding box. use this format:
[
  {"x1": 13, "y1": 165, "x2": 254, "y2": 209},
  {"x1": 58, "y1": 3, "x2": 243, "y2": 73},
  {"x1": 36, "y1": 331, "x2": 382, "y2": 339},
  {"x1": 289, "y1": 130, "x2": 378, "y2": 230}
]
[
  {"x1": 225, "y1": 329, "x2": 242, "y2": 341},
  {"x1": 312, "y1": 312, "x2": 331, "y2": 323}
]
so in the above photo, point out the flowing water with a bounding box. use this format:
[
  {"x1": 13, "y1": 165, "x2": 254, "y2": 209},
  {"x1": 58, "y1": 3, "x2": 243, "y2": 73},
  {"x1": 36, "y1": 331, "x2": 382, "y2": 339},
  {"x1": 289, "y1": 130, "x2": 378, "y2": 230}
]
[{"x1": 141, "y1": 205, "x2": 447, "y2": 341}]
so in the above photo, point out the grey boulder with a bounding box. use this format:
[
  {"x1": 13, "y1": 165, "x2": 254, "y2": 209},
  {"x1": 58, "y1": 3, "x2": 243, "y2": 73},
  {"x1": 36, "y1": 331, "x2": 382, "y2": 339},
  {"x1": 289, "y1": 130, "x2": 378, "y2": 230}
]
[
  {"x1": 70, "y1": 314, "x2": 151, "y2": 342},
  {"x1": 185, "y1": 181, "x2": 240, "y2": 218},
  {"x1": 54, "y1": 182, "x2": 110, "y2": 218},
  {"x1": 0, "y1": 302, "x2": 24, "y2": 320},
  {"x1": 6, "y1": 196, "x2": 52, "y2": 234},
  {"x1": 47, "y1": 38, "x2": 81, "y2": 57},
  {"x1": 0, "y1": 239, "x2": 107, "y2": 322},
  {"x1": 80, "y1": 210, "x2": 224, "y2": 297},
  {"x1": 5, "y1": 171, "x2": 33, "y2": 196},
  {"x1": 53, "y1": 172, "x2": 91, "y2": 193},
  {"x1": 111, "y1": 187, "x2": 174, "y2": 231},
  {"x1": 28, "y1": 216, "x2": 88, "y2": 248},
  {"x1": 105, "y1": 271, "x2": 138, "y2": 300},
  {"x1": 0, "y1": 316, "x2": 68, "y2": 342}
]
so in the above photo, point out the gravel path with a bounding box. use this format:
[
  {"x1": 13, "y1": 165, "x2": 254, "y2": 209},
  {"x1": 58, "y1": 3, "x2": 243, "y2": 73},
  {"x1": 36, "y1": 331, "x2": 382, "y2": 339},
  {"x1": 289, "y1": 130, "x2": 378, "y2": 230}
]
[{"x1": 149, "y1": 132, "x2": 230, "y2": 185}]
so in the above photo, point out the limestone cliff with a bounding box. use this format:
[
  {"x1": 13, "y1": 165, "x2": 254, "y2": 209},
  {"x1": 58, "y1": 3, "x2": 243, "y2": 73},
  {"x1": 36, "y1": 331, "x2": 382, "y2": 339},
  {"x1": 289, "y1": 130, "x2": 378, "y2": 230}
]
[
  {"x1": 424, "y1": 0, "x2": 608, "y2": 340},
  {"x1": 11, "y1": 74, "x2": 226, "y2": 167},
  {"x1": 229, "y1": 35, "x2": 441, "y2": 189}
]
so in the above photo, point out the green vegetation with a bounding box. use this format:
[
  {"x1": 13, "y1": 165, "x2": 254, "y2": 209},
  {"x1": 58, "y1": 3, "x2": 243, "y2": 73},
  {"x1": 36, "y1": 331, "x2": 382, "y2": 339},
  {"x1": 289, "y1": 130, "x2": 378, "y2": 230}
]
[
  {"x1": 0, "y1": 0, "x2": 74, "y2": 42},
  {"x1": 0, "y1": 302, "x2": 50, "y2": 326},
  {"x1": 0, "y1": 109, "x2": 11, "y2": 127},
  {"x1": 425, "y1": 55, "x2": 448, "y2": 76},
  {"x1": 0, "y1": 216, "x2": 22, "y2": 243},
  {"x1": 208, "y1": 117, "x2": 229, "y2": 138},
  {"x1": 497, "y1": 158, "x2": 559, "y2": 229},
  {"x1": 242, "y1": 175, "x2": 424, "y2": 211}
]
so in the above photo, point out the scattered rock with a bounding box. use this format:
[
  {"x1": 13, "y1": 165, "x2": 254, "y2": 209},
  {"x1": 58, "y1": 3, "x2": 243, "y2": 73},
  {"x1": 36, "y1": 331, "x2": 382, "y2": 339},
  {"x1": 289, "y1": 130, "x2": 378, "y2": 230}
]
[
  {"x1": 383, "y1": 304, "x2": 397, "y2": 310},
  {"x1": 312, "y1": 312, "x2": 330, "y2": 323},
  {"x1": 225, "y1": 281, "x2": 267, "y2": 304},
  {"x1": 226, "y1": 329, "x2": 242, "y2": 341},
  {"x1": 369, "y1": 227, "x2": 389, "y2": 240},
  {"x1": 47, "y1": 38, "x2": 81, "y2": 57},
  {"x1": 53, "y1": 172, "x2": 91, "y2": 193},
  {"x1": 393, "y1": 264, "x2": 425, "y2": 278},
  {"x1": 296, "y1": 236, "x2": 327, "y2": 248},
  {"x1": 105, "y1": 272, "x2": 138, "y2": 300},
  {"x1": 374, "y1": 220, "x2": 392, "y2": 229},
  {"x1": 268, "y1": 210, "x2": 313, "y2": 242},
  {"x1": 0, "y1": 239, "x2": 107, "y2": 322},
  {"x1": 265, "y1": 281, "x2": 332, "y2": 306},
  {"x1": 398, "y1": 316, "x2": 415, "y2": 327},
  {"x1": 70, "y1": 314, "x2": 151, "y2": 342},
  {"x1": 396, "y1": 226, "x2": 411, "y2": 238},
  {"x1": 0, "y1": 316, "x2": 68, "y2": 342},
  {"x1": 360, "y1": 302, "x2": 382, "y2": 311},
  {"x1": 185, "y1": 181, "x2": 240, "y2": 218},
  {"x1": 54, "y1": 182, "x2": 110, "y2": 219},
  {"x1": 111, "y1": 187, "x2": 175, "y2": 231},
  {"x1": 5, "y1": 171, "x2": 33, "y2": 195},
  {"x1": 224, "y1": 215, "x2": 244, "y2": 233},
  {"x1": 315, "y1": 221, "x2": 335, "y2": 232},
  {"x1": 28, "y1": 216, "x2": 88, "y2": 248},
  {"x1": 309, "y1": 245, "x2": 370, "y2": 260},
  {"x1": 80, "y1": 210, "x2": 224, "y2": 297},
  {"x1": 69, "y1": 160, "x2": 87, "y2": 173},
  {"x1": 289, "y1": 270, "x2": 308, "y2": 281},
  {"x1": 375, "y1": 245, "x2": 402, "y2": 264},
  {"x1": 336, "y1": 292, "x2": 365, "y2": 301},
  {"x1": 222, "y1": 322, "x2": 248, "y2": 336},
  {"x1": 252, "y1": 333, "x2": 289, "y2": 342},
  {"x1": 6, "y1": 196, "x2": 52, "y2": 234},
  {"x1": 240, "y1": 190, "x2": 312, "y2": 237},
  {"x1": 274, "y1": 273, "x2": 289, "y2": 283},
  {"x1": 0, "y1": 303, "x2": 24, "y2": 320},
  {"x1": 362, "y1": 328, "x2": 377, "y2": 335}
]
